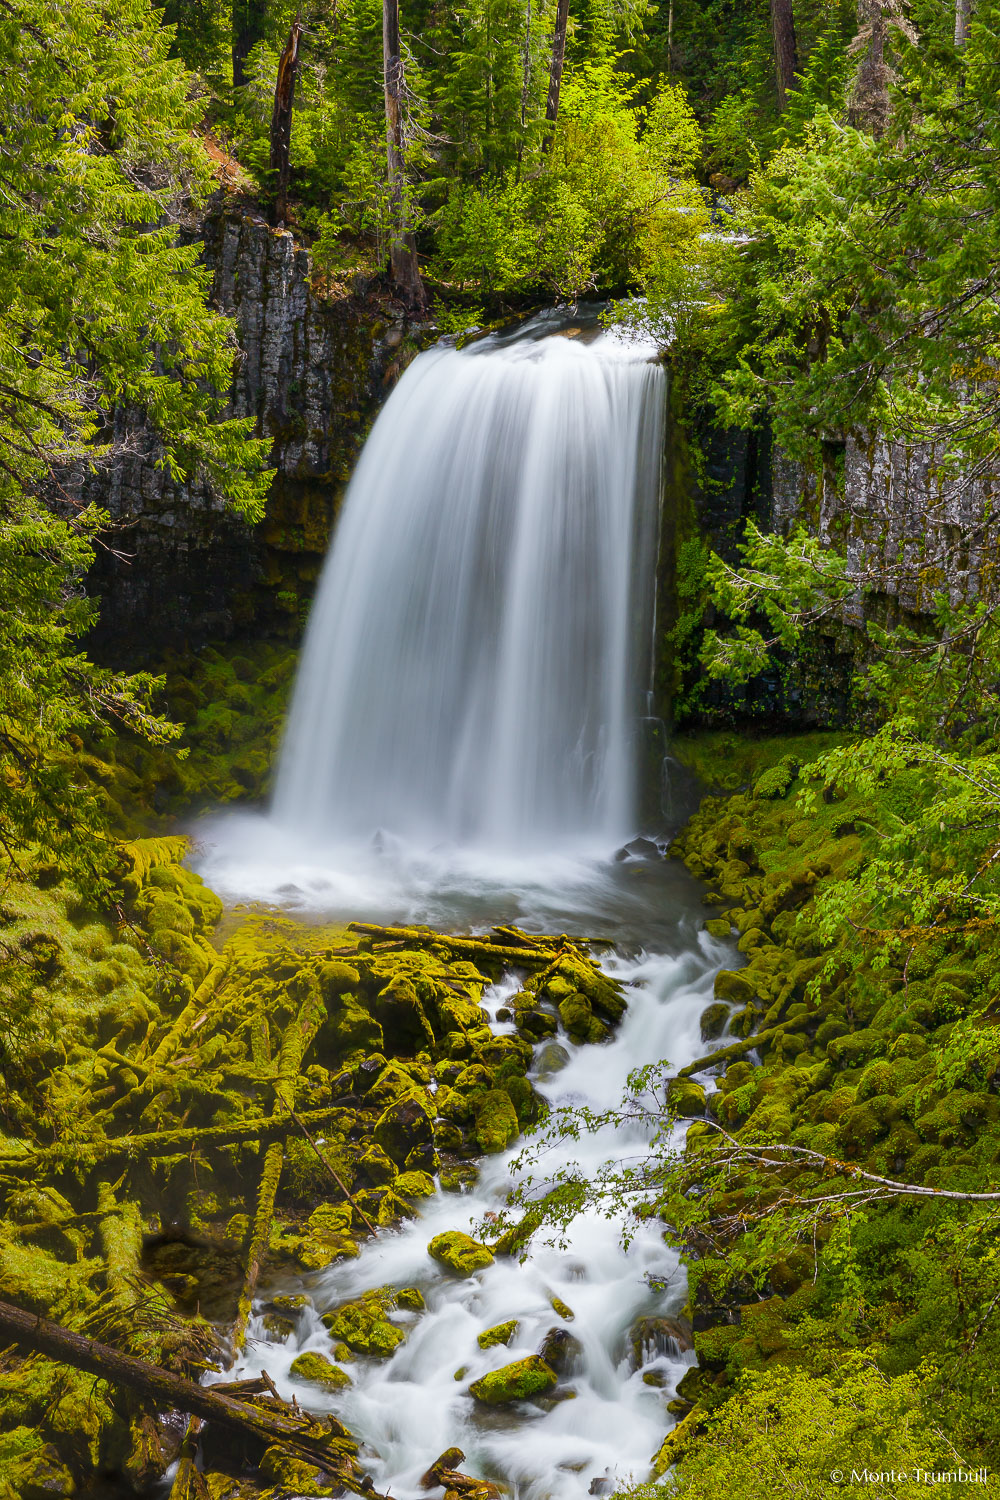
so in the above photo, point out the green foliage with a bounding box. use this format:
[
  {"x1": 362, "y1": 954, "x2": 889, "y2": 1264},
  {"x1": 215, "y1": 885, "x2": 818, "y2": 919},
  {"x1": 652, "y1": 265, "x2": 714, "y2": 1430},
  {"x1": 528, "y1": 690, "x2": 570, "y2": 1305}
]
[{"x1": 0, "y1": 0, "x2": 270, "y2": 899}]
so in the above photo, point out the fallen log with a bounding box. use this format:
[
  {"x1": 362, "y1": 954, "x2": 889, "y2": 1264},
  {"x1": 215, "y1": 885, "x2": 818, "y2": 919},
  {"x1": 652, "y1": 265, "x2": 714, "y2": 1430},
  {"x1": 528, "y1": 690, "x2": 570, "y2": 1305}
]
[
  {"x1": 0, "y1": 1298, "x2": 385, "y2": 1499},
  {"x1": 348, "y1": 921, "x2": 557, "y2": 967},
  {"x1": 676, "y1": 1013, "x2": 813, "y2": 1078},
  {"x1": 0, "y1": 1107, "x2": 352, "y2": 1178}
]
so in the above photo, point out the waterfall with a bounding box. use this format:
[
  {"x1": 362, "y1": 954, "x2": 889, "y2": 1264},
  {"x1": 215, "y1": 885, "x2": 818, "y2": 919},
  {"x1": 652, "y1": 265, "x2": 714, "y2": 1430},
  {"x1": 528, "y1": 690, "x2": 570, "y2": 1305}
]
[{"x1": 272, "y1": 321, "x2": 665, "y2": 854}]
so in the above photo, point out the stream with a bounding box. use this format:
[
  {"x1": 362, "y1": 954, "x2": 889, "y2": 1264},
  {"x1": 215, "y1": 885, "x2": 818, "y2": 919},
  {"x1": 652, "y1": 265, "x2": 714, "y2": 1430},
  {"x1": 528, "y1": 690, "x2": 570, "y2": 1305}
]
[{"x1": 195, "y1": 308, "x2": 733, "y2": 1496}]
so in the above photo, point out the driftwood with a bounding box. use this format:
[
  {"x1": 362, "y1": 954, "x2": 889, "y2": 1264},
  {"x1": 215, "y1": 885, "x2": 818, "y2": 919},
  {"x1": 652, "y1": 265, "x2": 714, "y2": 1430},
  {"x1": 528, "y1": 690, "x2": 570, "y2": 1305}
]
[
  {"x1": 349, "y1": 921, "x2": 559, "y2": 967},
  {"x1": 0, "y1": 1106, "x2": 351, "y2": 1179},
  {"x1": 0, "y1": 1298, "x2": 385, "y2": 1499}
]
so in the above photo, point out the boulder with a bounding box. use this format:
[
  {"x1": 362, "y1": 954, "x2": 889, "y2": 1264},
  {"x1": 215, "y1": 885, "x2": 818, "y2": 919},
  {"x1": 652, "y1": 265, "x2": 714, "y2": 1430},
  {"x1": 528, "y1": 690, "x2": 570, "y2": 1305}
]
[
  {"x1": 395, "y1": 1169, "x2": 436, "y2": 1199},
  {"x1": 699, "y1": 1002, "x2": 729, "y2": 1041},
  {"x1": 427, "y1": 1231, "x2": 494, "y2": 1276},
  {"x1": 473, "y1": 1090, "x2": 520, "y2": 1154},
  {"x1": 321, "y1": 1291, "x2": 405, "y2": 1358},
  {"x1": 468, "y1": 1355, "x2": 557, "y2": 1405},
  {"x1": 397, "y1": 1286, "x2": 425, "y2": 1311},
  {"x1": 374, "y1": 1092, "x2": 436, "y2": 1168},
  {"x1": 375, "y1": 976, "x2": 436, "y2": 1052},
  {"x1": 359, "y1": 1144, "x2": 397, "y2": 1185},
  {"x1": 629, "y1": 1315, "x2": 694, "y2": 1366},
  {"x1": 289, "y1": 1351, "x2": 352, "y2": 1392},
  {"x1": 477, "y1": 1319, "x2": 518, "y2": 1349},
  {"x1": 537, "y1": 1327, "x2": 582, "y2": 1373}
]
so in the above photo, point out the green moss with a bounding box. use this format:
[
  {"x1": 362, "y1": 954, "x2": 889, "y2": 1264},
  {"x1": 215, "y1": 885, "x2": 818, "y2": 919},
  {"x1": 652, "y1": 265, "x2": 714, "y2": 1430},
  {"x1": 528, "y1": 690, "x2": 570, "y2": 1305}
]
[
  {"x1": 468, "y1": 1355, "x2": 557, "y2": 1405},
  {"x1": 427, "y1": 1231, "x2": 494, "y2": 1275},
  {"x1": 478, "y1": 1319, "x2": 519, "y2": 1349},
  {"x1": 474, "y1": 1090, "x2": 520, "y2": 1154},
  {"x1": 289, "y1": 1351, "x2": 352, "y2": 1392},
  {"x1": 321, "y1": 1290, "x2": 405, "y2": 1358}
]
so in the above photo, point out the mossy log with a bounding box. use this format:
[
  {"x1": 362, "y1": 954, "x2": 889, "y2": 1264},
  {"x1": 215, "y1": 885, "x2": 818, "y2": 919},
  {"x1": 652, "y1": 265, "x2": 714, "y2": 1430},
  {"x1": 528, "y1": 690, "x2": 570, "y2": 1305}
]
[
  {"x1": 231, "y1": 989, "x2": 325, "y2": 1356},
  {"x1": 0, "y1": 1106, "x2": 351, "y2": 1177},
  {"x1": 349, "y1": 921, "x2": 557, "y2": 967},
  {"x1": 168, "y1": 1417, "x2": 205, "y2": 1500},
  {"x1": 676, "y1": 1013, "x2": 813, "y2": 1078},
  {"x1": 0, "y1": 1297, "x2": 386, "y2": 1498},
  {"x1": 650, "y1": 1405, "x2": 706, "y2": 1477}
]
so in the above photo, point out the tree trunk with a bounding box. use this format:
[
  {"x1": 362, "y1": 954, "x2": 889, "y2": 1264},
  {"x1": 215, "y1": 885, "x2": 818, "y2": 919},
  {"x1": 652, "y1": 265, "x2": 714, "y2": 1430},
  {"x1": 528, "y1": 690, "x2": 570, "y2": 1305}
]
[
  {"x1": 0, "y1": 1297, "x2": 385, "y2": 1498},
  {"x1": 382, "y1": 0, "x2": 425, "y2": 310},
  {"x1": 542, "y1": 0, "x2": 571, "y2": 148},
  {"x1": 269, "y1": 21, "x2": 302, "y2": 226},
  {"x1": 770, "y1": 0, "x2": 799, "y2": 110},
  {"x1": 233, "y1": 0, "x2": 269, "y2": 89},
  {"x1": 848, "y1": 0, "x2": 891, "y2": 137},
  {"x1": 954, "y1": 0, "x2": 972, "y2": 47}
]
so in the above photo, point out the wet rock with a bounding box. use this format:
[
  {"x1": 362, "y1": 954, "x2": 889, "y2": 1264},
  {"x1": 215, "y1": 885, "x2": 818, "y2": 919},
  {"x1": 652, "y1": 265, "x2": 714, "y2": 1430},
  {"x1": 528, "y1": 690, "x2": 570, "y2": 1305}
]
[
  {"x1": 290, "y1": 1351, "x2": 353, "y2": 1392},
  {"x1": 713, "y1": 970, "x2": 755, "y2": 1005},
  {"x1": 477, "y1": 1319, "x2": 518, "y2": 1349},
  {"x1": 537, "y1": 1327, "x2": 582, "y2": 1373},
  {"x1": 374, "y1": 1092, "x2": 436, "y2": 1167},
  {"x1": 375, "y1": 976, "x2": 436, "y2": 1052},
  {"x1": 533, "y1": 1041, "x2": 571, "y2": 1078},
  {"x1": 321, "y1": 1290, "x2": 405, "y2": 1358},
  {"x1": 395, "y1": 1169, "x2": 437, "y2": 1199},
  {"x1": 16, "y1": 1444, "x2": 77, "y2": 1499},
  {"x1": 269, "y1": 1293, "x2": 309, "y2": 1312},
  {"x1": 704, "y1": 918, "x2": 732, "y2": 939},
  {"x1": 440, "y1": 1164, "x2": 479, "y2": 1193},
  {"x1": 699, "y1": 1002, "x2": 729, "y2": 1041},
  {"x1": 558, "y1": 992, "x2": 607, "y2": 1045},
  {"x1": 259, "y1": 1445, "x2": 346, "y2": 1497},
  {"x1": 473, "y1": 1090, "x2": 520, "y2": 1154},
  {"x1": 468, "y1": 1355, "x2": 557, "y2": 1405},
  {"x1": 550, "y1": 1294, "x2": 575, "y2": 1320},
  {"x1": 359, "y1": 1144, "x2": 397, "y2": 1185},
  {"x1": 666, "y1": 1076, "x2": 706, "y2": 1117},
  {"x1": 428, "y1": 1231, "x2": 494, "y2": 1276},
  {"x1": 397, "y1": 1286, "x2": 425, "y2": 1312},
  {"x1": 261, "y1": 1312, "x2": 295, "y2": 1339},
  {"x1": 421, "y1": 1447, "x2": 466, "y2": 1486},
  {"x1": 630, "y1": 1315, "x2": 694, "y2": 1365}
]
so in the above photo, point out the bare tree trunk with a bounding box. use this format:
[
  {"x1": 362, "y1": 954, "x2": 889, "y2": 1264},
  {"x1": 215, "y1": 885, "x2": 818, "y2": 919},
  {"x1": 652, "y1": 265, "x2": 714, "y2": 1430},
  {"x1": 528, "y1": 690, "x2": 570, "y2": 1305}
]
[
  {"x1": 770, "y1": 0, "x2": 799, "y2": 109},
  {"x1": 383, "y1": 0, "x2": 425, "y2": 310},
  {"x1": 269, "y1": 21, "x2": 302, "y2": 226},
  {"x1": 954, "y1": 0, "x2": 972, "y2": 46},
  {"x1": 667, "y1": 0, "x2": 674, "y2": 73},
  {"x1": 542, "y1": 0, "x2": 570, "y2": 150},
  {"x1": 848, "y1": 0, "x2": 891, "y2": 136},
  {"x1": 233, "y1": 0, "x2": 269, "y2": 89},
  {"x1": 516, "y1": 0, "x2": 532, "y2": 178}
]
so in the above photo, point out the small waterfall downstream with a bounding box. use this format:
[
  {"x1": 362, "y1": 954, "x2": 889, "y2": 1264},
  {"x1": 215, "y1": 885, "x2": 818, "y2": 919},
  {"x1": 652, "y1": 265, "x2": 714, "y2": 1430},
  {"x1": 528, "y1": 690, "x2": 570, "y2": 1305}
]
[{"x1": 273, "y1": 319, "x2": 664, "y2": 854}]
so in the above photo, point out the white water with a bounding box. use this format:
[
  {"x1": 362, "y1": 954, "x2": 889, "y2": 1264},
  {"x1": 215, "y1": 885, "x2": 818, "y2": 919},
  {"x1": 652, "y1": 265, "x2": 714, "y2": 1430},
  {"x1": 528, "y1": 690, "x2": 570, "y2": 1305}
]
[
  {"x1": 272, "y1": 319, "x2": 664, "y2": 853},
  {"x1": 220, "y1": 931, "x2": 730, "y2": 1499}
]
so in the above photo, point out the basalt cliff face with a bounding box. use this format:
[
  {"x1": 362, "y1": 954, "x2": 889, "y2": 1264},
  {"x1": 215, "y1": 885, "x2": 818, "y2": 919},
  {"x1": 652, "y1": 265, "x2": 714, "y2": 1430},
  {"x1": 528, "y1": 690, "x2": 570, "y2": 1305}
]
[{"x1": 86, "y1": 212, "x2": 410, "y2": 655}]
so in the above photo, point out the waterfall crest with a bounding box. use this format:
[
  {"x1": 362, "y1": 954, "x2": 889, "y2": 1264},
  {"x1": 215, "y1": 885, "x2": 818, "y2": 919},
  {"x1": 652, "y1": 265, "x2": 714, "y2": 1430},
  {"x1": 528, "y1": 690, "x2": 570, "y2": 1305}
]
[{"x1": 273, "y1": 322, "x2": 665, "y2": 853}]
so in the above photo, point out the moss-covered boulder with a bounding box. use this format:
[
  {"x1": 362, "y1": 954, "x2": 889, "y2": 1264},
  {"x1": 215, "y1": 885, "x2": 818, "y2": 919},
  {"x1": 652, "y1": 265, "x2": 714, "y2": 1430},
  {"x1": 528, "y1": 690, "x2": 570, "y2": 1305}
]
[
  {"x1": 397, "y1": 1286, "x2": 425, "y2": 1312},
  {"x1": 474, "y1": 1090, "x2": 520, "y2": 1154},
  {"x1": 427, "y1": 1231, "x2": 494, "y2": 1275},
  {"x1": 478, "y1": 1319, "x2": 518, "y2": 1349},
  {"x1": 373, "y1": 1092, "x2": 436, "y2": 1169},
  {"x1": 321, "y1": 1291, "x2": 405, "y2": 1358},
  {"x1": 714, "y1": 970, "x2": 755, "y2": 1005},
  {"x1": 558, "y1": 992, "x2": 607, "y2": 1044},
  {"x1": 699, "y1": 1002, "x2": 730, "y2": 1041},
  {"x1": 289, "y1": 1351, "x2": 352, "y2": 1392},
  {"x1": 374, "y1": 976, "x2": 436, "y2": 1053},
  {"x1": 468, "y1": 1355, "x2": 557, "y2": 1405},
  {"x1": 666, "y1": 1076, "x2": 706, "y2": 1117},
  {"x1": 394, "y1": 1169, "x2": 436, "y2": 1199},
  {"x1": 358, "y1": 1145, "x2": 397, "y2": 1186}
]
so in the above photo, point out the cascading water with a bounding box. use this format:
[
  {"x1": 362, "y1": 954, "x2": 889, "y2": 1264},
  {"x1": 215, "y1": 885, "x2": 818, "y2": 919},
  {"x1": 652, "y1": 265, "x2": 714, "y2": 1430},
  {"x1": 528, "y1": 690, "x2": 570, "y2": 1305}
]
[
  {"x1": 272, "y1": 319, "x2": 664, "y2": 854},
  {"x1": 195, "y1": 312, "x2": 734, "y2": 1498}
]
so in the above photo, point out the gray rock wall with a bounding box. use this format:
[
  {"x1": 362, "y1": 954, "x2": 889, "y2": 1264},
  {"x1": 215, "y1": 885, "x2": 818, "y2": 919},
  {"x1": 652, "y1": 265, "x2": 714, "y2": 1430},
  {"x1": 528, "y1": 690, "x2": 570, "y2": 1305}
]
[{"x1": 86, "y1": 212, "x2": 407, "y2": 655}]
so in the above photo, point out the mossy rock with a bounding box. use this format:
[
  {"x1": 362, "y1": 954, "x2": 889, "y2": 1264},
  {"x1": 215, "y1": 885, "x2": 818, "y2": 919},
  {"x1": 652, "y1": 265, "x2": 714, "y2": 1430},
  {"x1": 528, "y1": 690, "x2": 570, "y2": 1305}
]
[
  {"x1": 394, "y1": 1169, "x2": 436, "y2": 1198},
  {"x1": 468, "y1": 1355, "x2": 557, "y2": 1405},
  {"x1": 667, "y1": 1076, "x2": 706, "y2": 1118},
  {"x1": 359, "y1": 1145, "x2": 397, "y2": 1185},
  {"x1": 397, "y1": 1286, "x2": 425, "y2": 1312},
  {"x1": 373, "y1": 1092, "x2": 436, "y2": 1168},
  {"x1": 474, "y1": 1090, "x2": 520, "y2": 1154},
  {"x1": 319, "y1": 960, "x2": 361, "y2": 997},
  {"x1": 321, "y1": 1291, "x2": 404, "y2": 1358},
  {"x1": 714, "y1": 970, "x2": 755, "y2": 1006},
  {"x1": 704, "y1": 918, "x2": 731, "y2": 939},
  {"x1": 699, "y1": 1002, "x2": 729, "y2": 1041},
  {"x1": 478, "y1": 1319, "x2": 518, "y2": 1349},
  {"x1": 322, "y1": 992, "x2": 383, "y2": 1062},
  {"x1": 427, "y1": 1231, "x2": 494, "y2": 1276},
  {"x1": 289, "y1": 1351, "x2": 352, "y2": 1392},
  {"x1": 557, "y1": 992, "x2": 606, "y2": 1045},
  {"x1": 259, "y1": 1446, "x2": 347, "y2": 1497}
]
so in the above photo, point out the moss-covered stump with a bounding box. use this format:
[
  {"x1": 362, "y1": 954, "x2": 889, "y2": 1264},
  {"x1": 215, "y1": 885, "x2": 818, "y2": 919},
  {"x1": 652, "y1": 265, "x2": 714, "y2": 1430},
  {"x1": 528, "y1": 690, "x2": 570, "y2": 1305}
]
[
  {"x1": 428, "y1": 1232, "x2": 495, "y2": 1276},
  {"x1": 468, "y1": 1355, "x2": 557, "y2": 1404}
]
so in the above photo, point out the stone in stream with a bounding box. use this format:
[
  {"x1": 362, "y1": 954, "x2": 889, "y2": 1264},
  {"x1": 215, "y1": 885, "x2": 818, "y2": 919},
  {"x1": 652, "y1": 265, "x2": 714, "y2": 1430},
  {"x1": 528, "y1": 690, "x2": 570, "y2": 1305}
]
[
  {"x1": 533, "y1": 1040, "x2": 570, "y2": 1079},
  {"x1": 427, "y1": 1231, "x2": 494, "y2": 1275},
  {"x1": 537, "y1": 1326, "x2": 582, "y2": 1374},
  {"x1": 289, "y1": 1350, "x2": 353, "y2": 1392},
  {"x1": 477, "y1": 1319, "x2": 518, "y2": 1349},
  {"x1": 468, "y1": 1355, "x2": 558, "y2": 1405},
  {"x1": 699, "y1": 1001, "x2": 730, "y2": 1041},
  {"x1": 397, "y1": 1286, "x2": 425, "y2": 1311},
  {"x1": 419, "y1": 1446, "x2": 503, "y2": 1498},
  {"x1": 321, "y1": 1290, "x2": 405, "y2": 1357},
  {"x1": 629, "y1": 1314, "x2": 694, "y2": 1366},
  {"x1": 549, "y1": 1294, "x2": 575, "y2": 1320}
]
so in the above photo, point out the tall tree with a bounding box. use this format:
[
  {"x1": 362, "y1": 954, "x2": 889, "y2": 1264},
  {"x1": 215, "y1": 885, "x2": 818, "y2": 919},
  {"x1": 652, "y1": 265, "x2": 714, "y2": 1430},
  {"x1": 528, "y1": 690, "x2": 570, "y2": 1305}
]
[
  {"x1": 543, "y1": 0, "x2": 571, "y2": 146},
  {"x1": 270, "y1": 19, "x2": 303, "y2": 224},
  {"x1": 233, "y1": 0, "x2": 269, "y2": 87},
  {"x1": 0, "y1": 0, "x2": 270, "y2": 897},
  {"x1": 770, "y1": 0, "x2": 799, "y2": 109},
  {"x1": 383, "y1": 0, "x2": 426, "y2": 307}
]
